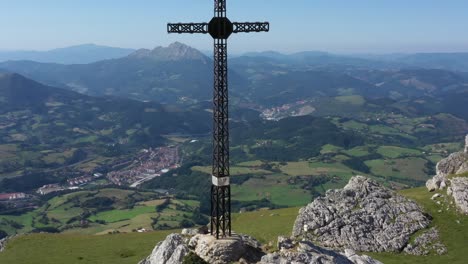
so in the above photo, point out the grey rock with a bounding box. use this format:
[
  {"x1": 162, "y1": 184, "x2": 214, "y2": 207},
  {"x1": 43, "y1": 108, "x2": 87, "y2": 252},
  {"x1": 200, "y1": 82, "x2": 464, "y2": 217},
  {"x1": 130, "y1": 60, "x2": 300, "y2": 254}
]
[
  {"x1": 436, "y1": 152, "x2": 467, "y2": 177},
  {"x1": 259, "y1": 240, "x2": 382, "y2": 264},
  {"x1": 293, "y1": 176, "x2": 431, "y2": 253},
  {"x1": 189, "y1": 233, "x2": 263, "y2": 264},
  {"x1": 465, "y1": 134, "x2": 468, "y2": 153},
  {"x1": 139, "y1": 234, "x2": 189, "y2": 264},
  {"x1": 277, "y1": 236, "x2": 294, "y2": 250},
  {"x1": 344, "y1": 249, "x2": 383, "y2": 264},
  {"x1": 451, "y1": 177, "x2": 468, "y2": 214},
  {"x1": 426, "y1": 135, "x2": 468, "y2": 191},
  {"x1": 181, "y1": 228, "x2": 199, "y2": 236},
  {"x1": 403, "y1": 227, "x2": 447, "y2": 255}
]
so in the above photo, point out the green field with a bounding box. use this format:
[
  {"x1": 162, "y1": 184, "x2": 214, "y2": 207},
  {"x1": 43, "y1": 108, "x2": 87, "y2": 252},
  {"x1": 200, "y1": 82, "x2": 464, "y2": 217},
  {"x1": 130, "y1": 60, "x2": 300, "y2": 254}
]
[
  {"x1": 365, "y1": 157, "x2": 430, "y2": 182},
  {"x1": 89, "y1": 206, "x2": 156, "y2": 223},
  {"x1": 0, "y1": 190, "x2": 198, "y2": 236},
  {"x1": 377, "y1": 146, "x2": 422, "y2": 158},
  {"x1": 0, "y1": 231, "x2": 175, "y2": 264},
  {"x1": 335, "y1": 95, "x2": 366, "y2": 106},
  {"x1": 1, "y1": 187, "x2": 466, "y2": 264}
]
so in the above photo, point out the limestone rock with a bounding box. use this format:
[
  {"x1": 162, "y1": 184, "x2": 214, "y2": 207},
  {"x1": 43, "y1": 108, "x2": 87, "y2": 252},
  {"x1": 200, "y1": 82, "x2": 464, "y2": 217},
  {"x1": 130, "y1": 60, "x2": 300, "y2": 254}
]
[
  {"x1": 344, "y1": 249, "x2": 383, "y2": 264},
  {"x1": 292, "y1": 176, "x2": 431, "y2": 253},
  {"x1": 436, "y1": 152, "x2": 467, "y2": 177},
  {"x1": 277, "y1": 236, "x2": 294, "y2": 250},
  {"x1": 189, "y1": 233, "x2": 264, "y2": 264},
  {"x1": 465, "y1": 134, "x2": 468, "y2": 153},
  {"x1": 403, "y1": 227, "x2": 447, "y2": 255},
  {"x1": 181, "y1": 228, "x2": 199, "y2": 236},
  {"x1": 259, "y1": 240, "x2": 382, "y2": 264},
  {"x1": 139, "y1": 234, "x2": 189, "y2": 264},
  {"x1": 451, "y1": 177, "x2": 468, "y2": 214}
]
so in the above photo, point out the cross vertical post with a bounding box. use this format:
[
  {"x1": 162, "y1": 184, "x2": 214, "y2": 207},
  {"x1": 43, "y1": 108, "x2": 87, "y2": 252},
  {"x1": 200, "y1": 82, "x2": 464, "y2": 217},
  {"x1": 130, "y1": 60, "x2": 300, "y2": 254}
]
[{"x1": 168, "y1": 0, "x2": 269, "y2": 239}]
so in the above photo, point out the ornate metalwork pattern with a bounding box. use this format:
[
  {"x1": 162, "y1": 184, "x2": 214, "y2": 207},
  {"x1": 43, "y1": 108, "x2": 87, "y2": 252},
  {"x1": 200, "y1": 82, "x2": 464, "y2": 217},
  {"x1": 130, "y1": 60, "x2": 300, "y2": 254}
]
[
  {"x1": 167, "y1": 23, "x2": 209, "y2": 34},
  {"x1": 233, "y1": 22, "x2": 270, "y2": 33},
  {"x1": 167, "y1": 0, "x2": 269, "y2": 239}
]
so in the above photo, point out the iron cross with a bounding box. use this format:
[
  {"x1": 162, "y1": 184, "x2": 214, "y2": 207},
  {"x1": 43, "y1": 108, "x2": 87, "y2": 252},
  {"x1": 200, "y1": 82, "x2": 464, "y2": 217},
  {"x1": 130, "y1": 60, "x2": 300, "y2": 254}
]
[{"x1": 168, "y1": 0, "x2": 269, "y2": 239}]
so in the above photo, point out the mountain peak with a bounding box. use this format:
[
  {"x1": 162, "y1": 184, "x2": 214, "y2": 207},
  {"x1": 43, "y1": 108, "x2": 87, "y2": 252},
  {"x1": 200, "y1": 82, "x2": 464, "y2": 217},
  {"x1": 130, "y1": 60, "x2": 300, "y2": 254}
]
[{"x1": 128, "y1": 42, "x2": 209, "y2": 62}]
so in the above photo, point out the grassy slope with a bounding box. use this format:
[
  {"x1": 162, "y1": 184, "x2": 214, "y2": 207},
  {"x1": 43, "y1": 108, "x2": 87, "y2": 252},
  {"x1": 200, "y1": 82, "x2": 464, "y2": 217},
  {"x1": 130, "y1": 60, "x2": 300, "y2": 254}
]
[
  {"x1": 1, "y1": 187, "x2": 466, "y2": 264},
  {"x1": 368, "y1": 187, "x2": 468, "y2": 264}
]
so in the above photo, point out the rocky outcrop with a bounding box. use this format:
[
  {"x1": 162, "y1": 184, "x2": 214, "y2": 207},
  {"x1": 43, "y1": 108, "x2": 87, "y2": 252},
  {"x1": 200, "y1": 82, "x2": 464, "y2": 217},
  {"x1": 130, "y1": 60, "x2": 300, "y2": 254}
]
[
  {"x1": 292, "y1": 176, "x2": 431, "y2": 253},
  {"x1": 426, "y1": 134, "x2": 468, "y2": 191},
  {"x1": 139, "y1": 231, "x2": 263, "y2": 264},
  {"x1": 465, "y1": 134, "x2": 468, "y2": 153},
  {"x1": 450, "y1": 177, "x2": 468, "y2": 214},
  {"x1": 138, "y1": 234, "x2": 189, "y2": 264},
  {"x1": 189, "y1": 234, "x2": 264, "y2": 264},
  {"x1": 140, "y1": 231, "x2": 383, "y2": 264},
  {"x1": 260, "y1": 239, "x2": 382, "y2": 264},
  {"x1": 403, "y1": 228, "x2": 447, "y2": 255},
  {"x1": 426, "y1": 135, "x2": 468, "y2": 214}
]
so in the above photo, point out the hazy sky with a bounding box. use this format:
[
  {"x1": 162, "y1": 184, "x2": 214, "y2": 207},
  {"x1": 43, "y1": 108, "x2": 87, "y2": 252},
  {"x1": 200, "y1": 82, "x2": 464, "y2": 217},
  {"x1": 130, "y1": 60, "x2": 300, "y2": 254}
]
[{"x1": 1, "y1": 0, "x2": 467, "y2": 53}]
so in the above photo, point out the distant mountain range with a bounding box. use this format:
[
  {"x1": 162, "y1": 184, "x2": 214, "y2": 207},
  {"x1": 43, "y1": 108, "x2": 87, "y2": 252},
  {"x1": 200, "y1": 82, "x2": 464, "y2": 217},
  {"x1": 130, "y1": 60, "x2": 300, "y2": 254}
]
[
  {"x1": 1, "y1": 42, "x2": 467, "y2": 112},
  {"x1": 0, "y1": 44, "x2": 135, "y2": 64},
  {"x1": 0, "y1": 42, "x2": 246, "y2": 103},
  {"x1": 0, "y1": 72, "x2": 211, "y2": 148}
]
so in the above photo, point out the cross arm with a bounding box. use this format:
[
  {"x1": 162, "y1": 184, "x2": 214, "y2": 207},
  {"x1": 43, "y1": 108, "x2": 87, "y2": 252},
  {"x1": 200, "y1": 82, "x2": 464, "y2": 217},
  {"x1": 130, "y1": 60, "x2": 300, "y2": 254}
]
[
  {"x1": 233, "y1": 22, "x2": 269, "y2": 33},
  {"x1": 167, "y1": 23, "x2": 209, "y2": 34}
]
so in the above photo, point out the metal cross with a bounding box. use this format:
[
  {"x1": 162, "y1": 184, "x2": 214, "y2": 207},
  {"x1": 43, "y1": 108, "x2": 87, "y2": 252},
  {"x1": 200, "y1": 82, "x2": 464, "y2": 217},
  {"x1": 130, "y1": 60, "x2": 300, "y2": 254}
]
[{"x1": 168, "y1": 0, "x2": 269, "y2": 239}]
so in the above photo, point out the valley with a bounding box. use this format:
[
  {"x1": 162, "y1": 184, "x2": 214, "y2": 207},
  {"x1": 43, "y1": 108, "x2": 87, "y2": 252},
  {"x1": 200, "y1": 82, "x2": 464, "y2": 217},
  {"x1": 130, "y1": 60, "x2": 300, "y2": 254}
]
[{"x1": 0, "y1": 42, "x2": 467, "y2": 264}]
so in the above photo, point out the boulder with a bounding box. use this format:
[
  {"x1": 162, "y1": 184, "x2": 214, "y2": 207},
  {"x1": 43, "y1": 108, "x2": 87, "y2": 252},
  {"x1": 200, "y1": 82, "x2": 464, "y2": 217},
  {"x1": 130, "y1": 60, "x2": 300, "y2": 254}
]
[
  {"x1": 259, "y1": 240, "x2": 382, "y2": 264},
  {"x1": 450, "y1": 177, "x2": 468, "y2": 214},
  {"x1": 138, "y1": 234, "x2": 189, "y2": 264},
  {"x1": 436, "y1": 152, "x2": 467, "y2": 177},
  {"x1": 292, "y1": 176, "x2": 431, "y2": 253},
  {"x1": 277, "y1": 236, "x2": 294, "y2": 250},
  {"x1": 189, "y1": 233, "x2": 263, "y2": 264},
  {"x1": 403, "y1": 227, "x2": 447, "y2": 255}
]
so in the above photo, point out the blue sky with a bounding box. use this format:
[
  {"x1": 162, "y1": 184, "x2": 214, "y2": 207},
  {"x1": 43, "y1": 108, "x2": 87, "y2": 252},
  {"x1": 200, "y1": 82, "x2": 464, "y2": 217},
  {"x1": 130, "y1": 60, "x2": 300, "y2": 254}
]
[{"x1": 1, "y1": 0, "x2": 467, "y2": 53}]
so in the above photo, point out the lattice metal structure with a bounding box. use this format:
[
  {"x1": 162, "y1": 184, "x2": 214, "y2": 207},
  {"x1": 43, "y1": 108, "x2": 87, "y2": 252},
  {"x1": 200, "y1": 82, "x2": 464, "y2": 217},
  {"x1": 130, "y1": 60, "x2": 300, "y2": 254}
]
[{"x1": 168, "y1": 0, "x2": 269, "y2": 239}]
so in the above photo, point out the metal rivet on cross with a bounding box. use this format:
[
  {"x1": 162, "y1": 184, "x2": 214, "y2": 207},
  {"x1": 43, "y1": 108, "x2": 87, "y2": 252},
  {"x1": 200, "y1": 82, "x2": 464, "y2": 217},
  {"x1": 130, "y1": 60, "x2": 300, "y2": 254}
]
[{"x1": 167, "y1": 0, "x2": 269, "y2": 239}]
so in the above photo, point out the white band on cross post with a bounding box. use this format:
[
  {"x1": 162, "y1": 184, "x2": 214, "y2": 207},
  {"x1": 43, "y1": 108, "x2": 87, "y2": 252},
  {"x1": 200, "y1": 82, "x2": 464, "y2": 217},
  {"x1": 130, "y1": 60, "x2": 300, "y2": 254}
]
[{"x1": 212, "y1": 175, "x2": 230, "y2": 186}]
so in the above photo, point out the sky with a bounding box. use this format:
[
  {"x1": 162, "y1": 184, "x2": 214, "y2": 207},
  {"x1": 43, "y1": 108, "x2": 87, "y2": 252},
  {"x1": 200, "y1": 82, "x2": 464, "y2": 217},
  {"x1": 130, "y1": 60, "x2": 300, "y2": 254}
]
[{"x1": 0, "y1": 0, "x2": 467, "y2": 54}]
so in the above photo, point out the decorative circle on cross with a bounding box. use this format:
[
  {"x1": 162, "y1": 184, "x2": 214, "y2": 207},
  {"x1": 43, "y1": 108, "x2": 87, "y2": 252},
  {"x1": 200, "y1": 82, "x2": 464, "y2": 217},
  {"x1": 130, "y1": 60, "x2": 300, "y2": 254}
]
[{"x1": 208, "y1": 17, "x2": 234, "y2": 39}]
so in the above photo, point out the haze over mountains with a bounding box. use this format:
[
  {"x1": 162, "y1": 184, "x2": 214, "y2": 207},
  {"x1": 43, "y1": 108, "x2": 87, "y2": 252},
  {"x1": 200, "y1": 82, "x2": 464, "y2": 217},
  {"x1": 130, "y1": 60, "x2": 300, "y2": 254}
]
[
  {"x1": 0, "y1": 42, "x2": 467, "y2": 108},
  {"x1": 0, "y1": 44, "x2": 135, "y2": 64}
]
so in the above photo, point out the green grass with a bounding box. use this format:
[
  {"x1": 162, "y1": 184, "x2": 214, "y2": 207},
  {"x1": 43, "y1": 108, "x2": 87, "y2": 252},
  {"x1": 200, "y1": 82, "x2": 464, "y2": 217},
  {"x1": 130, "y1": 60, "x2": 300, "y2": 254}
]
[
  {"x1": 192, "y1": 165, "x2": 270, "y2": 175},
  {"x1": 88, "y1": 206, "x2": 156, "y2": 223},
  {"x1": 232, "y1": 176, "x2": 312, "y2": 207},
  {"x1": 365, "y1": 157, "x2": 429, "y2": 182},
  {"x1": 343, "y1": 146, "x2": 371, "y2": 157},
  {"x1": 0, "y1": 231, "x2": 175, "y2": 264},
  {"x1": 335, "y1": 95, "x2": 366, "y2": 105},
  {"x1": 232, "y1": 207, "x2": 300, "y2": 246},
  {"x1": 377, "y1": 146, "x2": 421, "y2": 158},
  {"x1": 368, "y1": 187, "x2": 468, "y2": 264},
  {"x1": 320, "y1": 144, "x2": 343, "y2": 154}
]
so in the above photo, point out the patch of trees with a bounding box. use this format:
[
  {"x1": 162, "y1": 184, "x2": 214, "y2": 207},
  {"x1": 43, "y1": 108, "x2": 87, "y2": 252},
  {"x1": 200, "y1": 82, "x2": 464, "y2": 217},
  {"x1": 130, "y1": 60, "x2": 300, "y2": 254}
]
[
  {"x1": 0, "y1": 171, "x2": 56, "y2": 192},
  {"x1": 81, "y1": 197, "x2": 114, "y2": 211},
  {"x1": 156, "y1": 199, "x2": 171, "y2": 213},
  {"x1": 32, "y1": 227, "x2": 60, "y2": 233},
  {"x1": 230, "y1": 116, "x2": 364, "y2": 161},
  {"x1": 342, "y1": 153, "x2": 383, "y2": 174},
  {"x1": 0, "y1": 229, "x2": 8, "y2": 239},
  {"x1": 230, "y1": 174, "x2": 253, "y2": 185},
  {"x1": 190, "y1": 208, "x2": 209, "y2": 226},
  {"x1": 65, "y1": 149, "x2": 88, "y2": 165}
]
